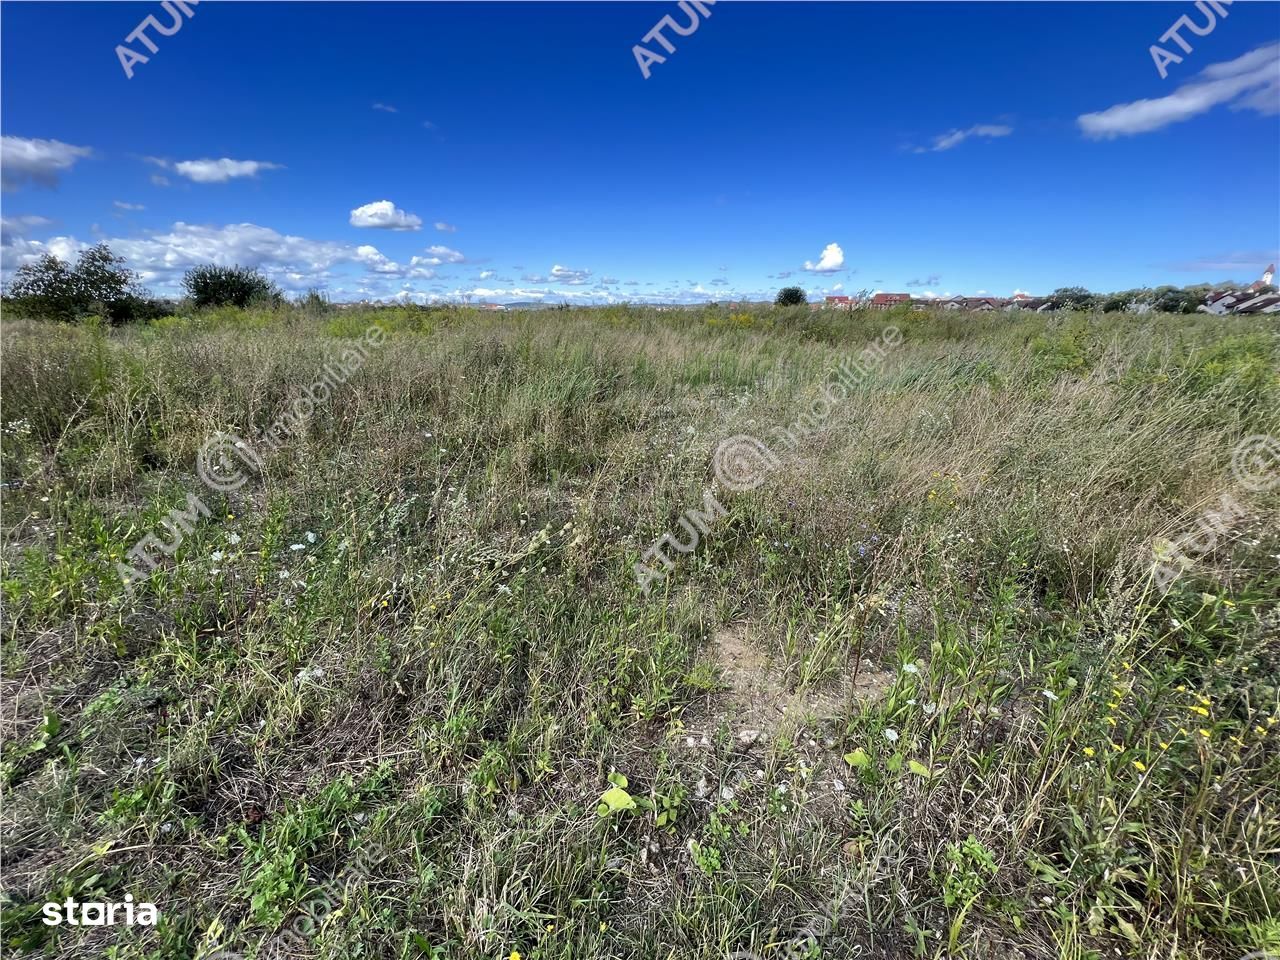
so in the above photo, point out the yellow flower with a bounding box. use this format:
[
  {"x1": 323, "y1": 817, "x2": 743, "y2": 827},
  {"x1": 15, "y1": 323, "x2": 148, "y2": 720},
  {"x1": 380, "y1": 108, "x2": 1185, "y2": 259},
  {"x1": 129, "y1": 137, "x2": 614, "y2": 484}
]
[
  {"x1": 1190, "y1": 706, "x2": 1209, "y2": 717},
  {"x1": 1111, "y1": 742, "x2": 1124, "y2": 752},
  {"x1": 1196, "y1": 695, "x2": 1211, "y2": 706},
  {"x1": 1230, "y1": 735, "x2": 1243, "y2": 746},
  {"x1": 510, "y1": 952, "x2": 522, "y2": 960},
  {"x1": 1132, "y1": 760, "x2": 1146, "y2": 772},
  {"x1": 1105, "y1": 716, "x2": 1117, "y2": 726},
  {"x1": 1255, "y1": 726, "x2": 1267, "y2": 736},
  {"x1": 1159, "y1": 741, "x2": 1170, "y2": 750},
  {"x1": 599, "y1": 921, "x2": 608, "y2": 932},
  {"x1": 1198, "y1": 729, "x2": 1211, "y2": 739},
  {"x1": 545, "y1": 923, "x2": 556, "y2": 932},
  {"x1": 1083, "y1": 747, "x2": 1095, "y2": 757},
  {"x1": 1175, "y1": 685, "x2": 1186, "y2": 692}
]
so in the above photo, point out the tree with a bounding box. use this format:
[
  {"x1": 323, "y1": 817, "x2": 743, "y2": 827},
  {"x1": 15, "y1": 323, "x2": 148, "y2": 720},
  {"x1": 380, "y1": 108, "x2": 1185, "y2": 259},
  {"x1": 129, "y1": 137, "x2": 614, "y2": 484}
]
[
  {"x1": 775, "y1": 286, "x2": 807, "y2": 306},
  {"x1": 4, "y1": 243, "x2": 161, "y2": 323},
  {"x1": 182, "y1": 264, "x2": 282, "y2": 309},
  {"x1": 1048, "y1": 286, "x2": 1096, "y2": 311}
]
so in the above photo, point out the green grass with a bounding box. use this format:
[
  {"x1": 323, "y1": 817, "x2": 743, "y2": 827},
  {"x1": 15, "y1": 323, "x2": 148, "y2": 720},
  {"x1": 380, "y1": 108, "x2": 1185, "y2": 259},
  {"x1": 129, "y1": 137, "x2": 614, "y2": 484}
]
[{"x1": 1, "y1": 303, "x2": 1277, "y2": 959}]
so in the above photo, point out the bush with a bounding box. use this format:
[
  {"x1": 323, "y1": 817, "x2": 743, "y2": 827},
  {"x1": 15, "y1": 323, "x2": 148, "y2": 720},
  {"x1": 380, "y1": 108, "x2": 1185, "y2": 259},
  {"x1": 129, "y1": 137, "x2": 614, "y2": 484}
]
[
  {"x1": 4, "y1": 244, "x2": 164, "y2": 324},
  {"x1": 775, "y1": 286, "x2": 807, "y2": 306},
  {"x1": 182, "y1": 264, "x2": 282, "y2": 309}
]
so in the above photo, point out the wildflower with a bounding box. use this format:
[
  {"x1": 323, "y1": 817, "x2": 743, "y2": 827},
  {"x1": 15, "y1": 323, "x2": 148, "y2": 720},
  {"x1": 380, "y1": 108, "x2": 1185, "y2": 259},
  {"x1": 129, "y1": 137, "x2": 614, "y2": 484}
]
[
  {"x1": 1159, "y1": 741, "x2": 1169, "y2": 750},
  {"x1": 1132, "y1": 760, "x2": 1146, "y2": 772},
  {"x1": 902, "y1": 663, "x2": 919, "y2": 674},
  {"x1": 290, "y1": 543, "x2": 305, "y2": 551},
  {"x1": 228, "y1": 533, "x2": 242, "y2": 545},
  {"x1": 1190, "y1": 706, "x2": 1209, "y2": 717},
  {"x1": 1041, "y1": 689, "x2": 1058, "y2": 702},
  {"x1": 1175, "y1": 685, "x2": 1186, "y2": 692},
  {"x1": 545, "y1": 923, "x2": 555, "y2": 933},
  {"x1": 1110, "y1": 742, "x2": 1124, "y2": 752},
  {"x1": 883, "y1": 728, "x2": 899, "y2": 743},
  {"x1": 305, "y1": 531, "x2": 317, "y2": 543},
  {"x1": 1256, "y1": 725, "x2": 1267, "y2": 736},
  {"x1": 510, "y1": 952, "x2": 522, "y2": 960},
  {"x1": 1105, "y1": 716, "x2": 1117, "y2": 726},
  {"x1": 1083, "y1": 747, "x2": 1095, "y2": 757},
  {"x1": 1196, "y1": 695, "x2": 1211, "y2": 706},
  {"x1": 1198, "y1": 729, "x2": 1211, "y2": 739},
  {"x1": 211, "y1": 551, "x2": 223, "y2": 562}
]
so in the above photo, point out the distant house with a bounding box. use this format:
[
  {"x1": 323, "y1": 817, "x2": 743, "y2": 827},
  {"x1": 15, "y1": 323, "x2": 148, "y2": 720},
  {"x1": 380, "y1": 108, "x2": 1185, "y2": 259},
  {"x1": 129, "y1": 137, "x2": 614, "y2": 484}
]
[
  {"x1": 869, "y1": 293, "x2": 911, "y2": 310},
  {"x1": 824, "y1": 295, "x2": 856, "y2": 310},
  {"x1": 1232, "y1": 293, "x2": 1280, "y2": 314},
  {"x1": 1005, "y1": 296, "x2": 1049, "y2": 312},
  {"x1": 961, "y1": 297, "x2": 1005, "y2": 311},
  {"x1": 1246, "y1": 264, "x2": 1276, "y2": 293}
]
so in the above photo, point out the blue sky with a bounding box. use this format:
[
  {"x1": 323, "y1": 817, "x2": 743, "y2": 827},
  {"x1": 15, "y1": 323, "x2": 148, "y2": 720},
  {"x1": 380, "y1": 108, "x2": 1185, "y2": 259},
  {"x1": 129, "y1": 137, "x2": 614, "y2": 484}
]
[{"x1": 2, "y1": 1, "x2": 1278, "y2": 304}]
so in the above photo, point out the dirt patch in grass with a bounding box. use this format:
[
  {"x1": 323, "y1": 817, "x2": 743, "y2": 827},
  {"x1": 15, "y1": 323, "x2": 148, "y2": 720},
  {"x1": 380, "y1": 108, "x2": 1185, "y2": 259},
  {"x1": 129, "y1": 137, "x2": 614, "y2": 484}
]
[{"x1": 710, "y1": 623, "x2": 895, "y2": 736}]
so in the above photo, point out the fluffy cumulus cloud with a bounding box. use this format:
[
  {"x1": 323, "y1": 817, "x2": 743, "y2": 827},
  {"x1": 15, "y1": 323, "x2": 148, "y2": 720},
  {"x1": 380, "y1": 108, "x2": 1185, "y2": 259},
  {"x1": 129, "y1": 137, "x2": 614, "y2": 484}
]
[
  {"x1": 916, "y1": 124, "x2": 1012, "y2": 153},
  {"x1": 349, "y1": 200, "x2": 424, "y2": 231},
  {"x1": 522, "y1": 264, "x2": 593, "y2": 285},
  {"x1": 1, "y1": 136, "x2": 93, "y2": 190},
  {"x1": 1079, "y1": 42, "x2": 1280, "y2": 138},
  {"x1": 802, "y1": 243, "x2": 844, "y2": 274},
  {"x1": 145, "y1": 157, "x2": 284, "y2": 184}
]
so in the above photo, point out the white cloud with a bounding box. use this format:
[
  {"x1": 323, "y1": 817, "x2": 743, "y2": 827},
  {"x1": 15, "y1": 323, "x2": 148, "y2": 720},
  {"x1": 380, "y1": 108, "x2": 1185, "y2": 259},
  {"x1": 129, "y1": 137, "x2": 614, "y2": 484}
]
[
  {"x1": 372, "y1": 103, "x2": 398, "y2": 113},
  {"x1": 424, "y1": 245, "x2": 466, "y2": 263},
  {"x1": 917, "y1": 124, "x2": 1013, "y2": 153},
  {"x1": 1, "y1": 215, "x2": 53, "y2": 241},
  {"x1": 1079, "y1": 42, "x2": 1280, "y2": 138},
  {"x1": 349, "y1": 200, "x2": 424, "y2": 231},
  {"x1": 802, "y1": 242, "x2": 844, "y2": 274},
  {"x1": 148, "y1": 157, "x2": 285, "y2": 184},
  {"x1": 150, "y1": 174, "x2": 170, "y2": 188},
  {"x1": 434, "y1": 221, "x2": 457, "y2": 232},
  {"x1": 1, "y1": 136, "x2": 92, "y2": 190},
  {"x1": 477, "y1": 269, "x2": 496, "y2": 280},
  {"x1": 114, "y1": 200, "x2": 145, "y2": 211}
]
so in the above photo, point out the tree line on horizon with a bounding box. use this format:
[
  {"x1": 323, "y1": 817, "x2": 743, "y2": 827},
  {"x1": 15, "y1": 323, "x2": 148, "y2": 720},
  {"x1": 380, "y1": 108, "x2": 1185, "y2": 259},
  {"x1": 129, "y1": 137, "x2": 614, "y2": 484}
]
[{"x1": 1, "y1": 243, "x2": 1271, "y2": 324}]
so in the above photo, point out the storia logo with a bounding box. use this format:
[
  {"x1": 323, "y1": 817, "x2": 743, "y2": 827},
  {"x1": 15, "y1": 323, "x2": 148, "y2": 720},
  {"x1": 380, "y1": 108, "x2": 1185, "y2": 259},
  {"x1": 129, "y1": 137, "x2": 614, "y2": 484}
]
[
  {"x1": 633, "y1": 0, "x2": 716, "y2": 80},
  {"x1": 42, "y1": 895, "x2": 159, "y2": 926},
  {"x1": 1149, "y1": 0, "x2": 1232, "y2": 79}
]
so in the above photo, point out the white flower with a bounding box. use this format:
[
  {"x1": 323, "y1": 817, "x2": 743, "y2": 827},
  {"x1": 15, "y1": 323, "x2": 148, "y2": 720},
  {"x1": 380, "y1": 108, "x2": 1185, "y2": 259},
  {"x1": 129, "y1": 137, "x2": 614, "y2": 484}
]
[
  {"x1": 883, "y1": 728, "x2": 899, "y2": 743},
  {"x1": 228, "y1": 533, "x2": 241, "y2": 545},
  {"x1": 278, "y1": 570, "x2": 289, "y2": 580},
  {"x1": 210, "y1": 551, "x2": 223, "y2": 562},
  {"x1": 923, "y1": 702, "x2": 937, "y2": 715},
  {"x1": 1041, "y1": 689, "x2": 1059, "y2": 702},
  {"x1": 305, "y1": 531, "x2": 316, "y2": 543},
  {"x1": 290, "y1": 543, "x2": 305, "y2": 551},
  {"x1": 902, "y1": 663, "x2": 919, "y2": 674},
  {"x1": 720, "y1": 786, "x2": 736, "y2": 801},
  {"x1": 832, "y1": 778, "x2": 846, "y2": 792}
]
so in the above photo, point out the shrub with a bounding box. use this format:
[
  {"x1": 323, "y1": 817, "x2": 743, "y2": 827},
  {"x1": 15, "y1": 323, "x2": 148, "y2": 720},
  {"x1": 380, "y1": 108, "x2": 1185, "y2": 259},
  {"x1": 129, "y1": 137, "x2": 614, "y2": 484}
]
[
  {"x1": 182, "y1": 264, "x2": 282, "y2": 309},
  {"x1": 775, "y1": 286, "x2": 807, "y2": 306},
  {"x1": 4, "y1": 244, "x2": 164, "y2": 324}
]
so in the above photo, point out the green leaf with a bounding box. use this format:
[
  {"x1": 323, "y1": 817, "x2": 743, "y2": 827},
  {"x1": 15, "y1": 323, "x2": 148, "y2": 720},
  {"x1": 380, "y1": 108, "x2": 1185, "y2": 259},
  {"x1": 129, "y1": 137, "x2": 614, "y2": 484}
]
[
  {"x1": 907, "y1": 760, "x2": 932, "y2": 778},
  {"x1": 596, "y1": 785, "x2": 636, "y2": 816},
  {"x1": 843, "y1": 748, "x2": 871, "y2": 769},
  {"x1": 885, "y1": 753, "x2": 904, "y2": 773}
]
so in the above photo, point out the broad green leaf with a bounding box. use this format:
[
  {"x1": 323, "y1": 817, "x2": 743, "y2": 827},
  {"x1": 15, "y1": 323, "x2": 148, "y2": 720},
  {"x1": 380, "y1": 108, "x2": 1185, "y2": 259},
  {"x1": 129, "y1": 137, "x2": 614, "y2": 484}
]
[{"x1": 843, "y1": 748, "x2": 871, "y2": 769}]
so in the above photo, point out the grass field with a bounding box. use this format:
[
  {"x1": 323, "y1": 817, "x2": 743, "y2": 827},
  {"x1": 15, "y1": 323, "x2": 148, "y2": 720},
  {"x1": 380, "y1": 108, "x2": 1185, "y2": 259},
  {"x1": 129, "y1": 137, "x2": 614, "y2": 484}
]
[{"x1": 1, "y1": 304, "x2": 1278, "y2": 960}]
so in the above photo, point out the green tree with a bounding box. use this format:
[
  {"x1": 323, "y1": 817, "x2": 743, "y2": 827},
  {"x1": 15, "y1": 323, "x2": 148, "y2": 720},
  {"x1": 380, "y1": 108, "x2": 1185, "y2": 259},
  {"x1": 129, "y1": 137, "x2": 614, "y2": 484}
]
[
  {"x1": 1049, "y1": 286, "x2": 1096, "y2": 311},
  {"x1": 182, "y1": 264, "x2": 282, "y2": 309},
  {"x1": 775, "y1": 286, "x2": 807, "y2": 307},
  {"x1": 4, "y1": 243, "x2": 161, "y2": 323}
]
